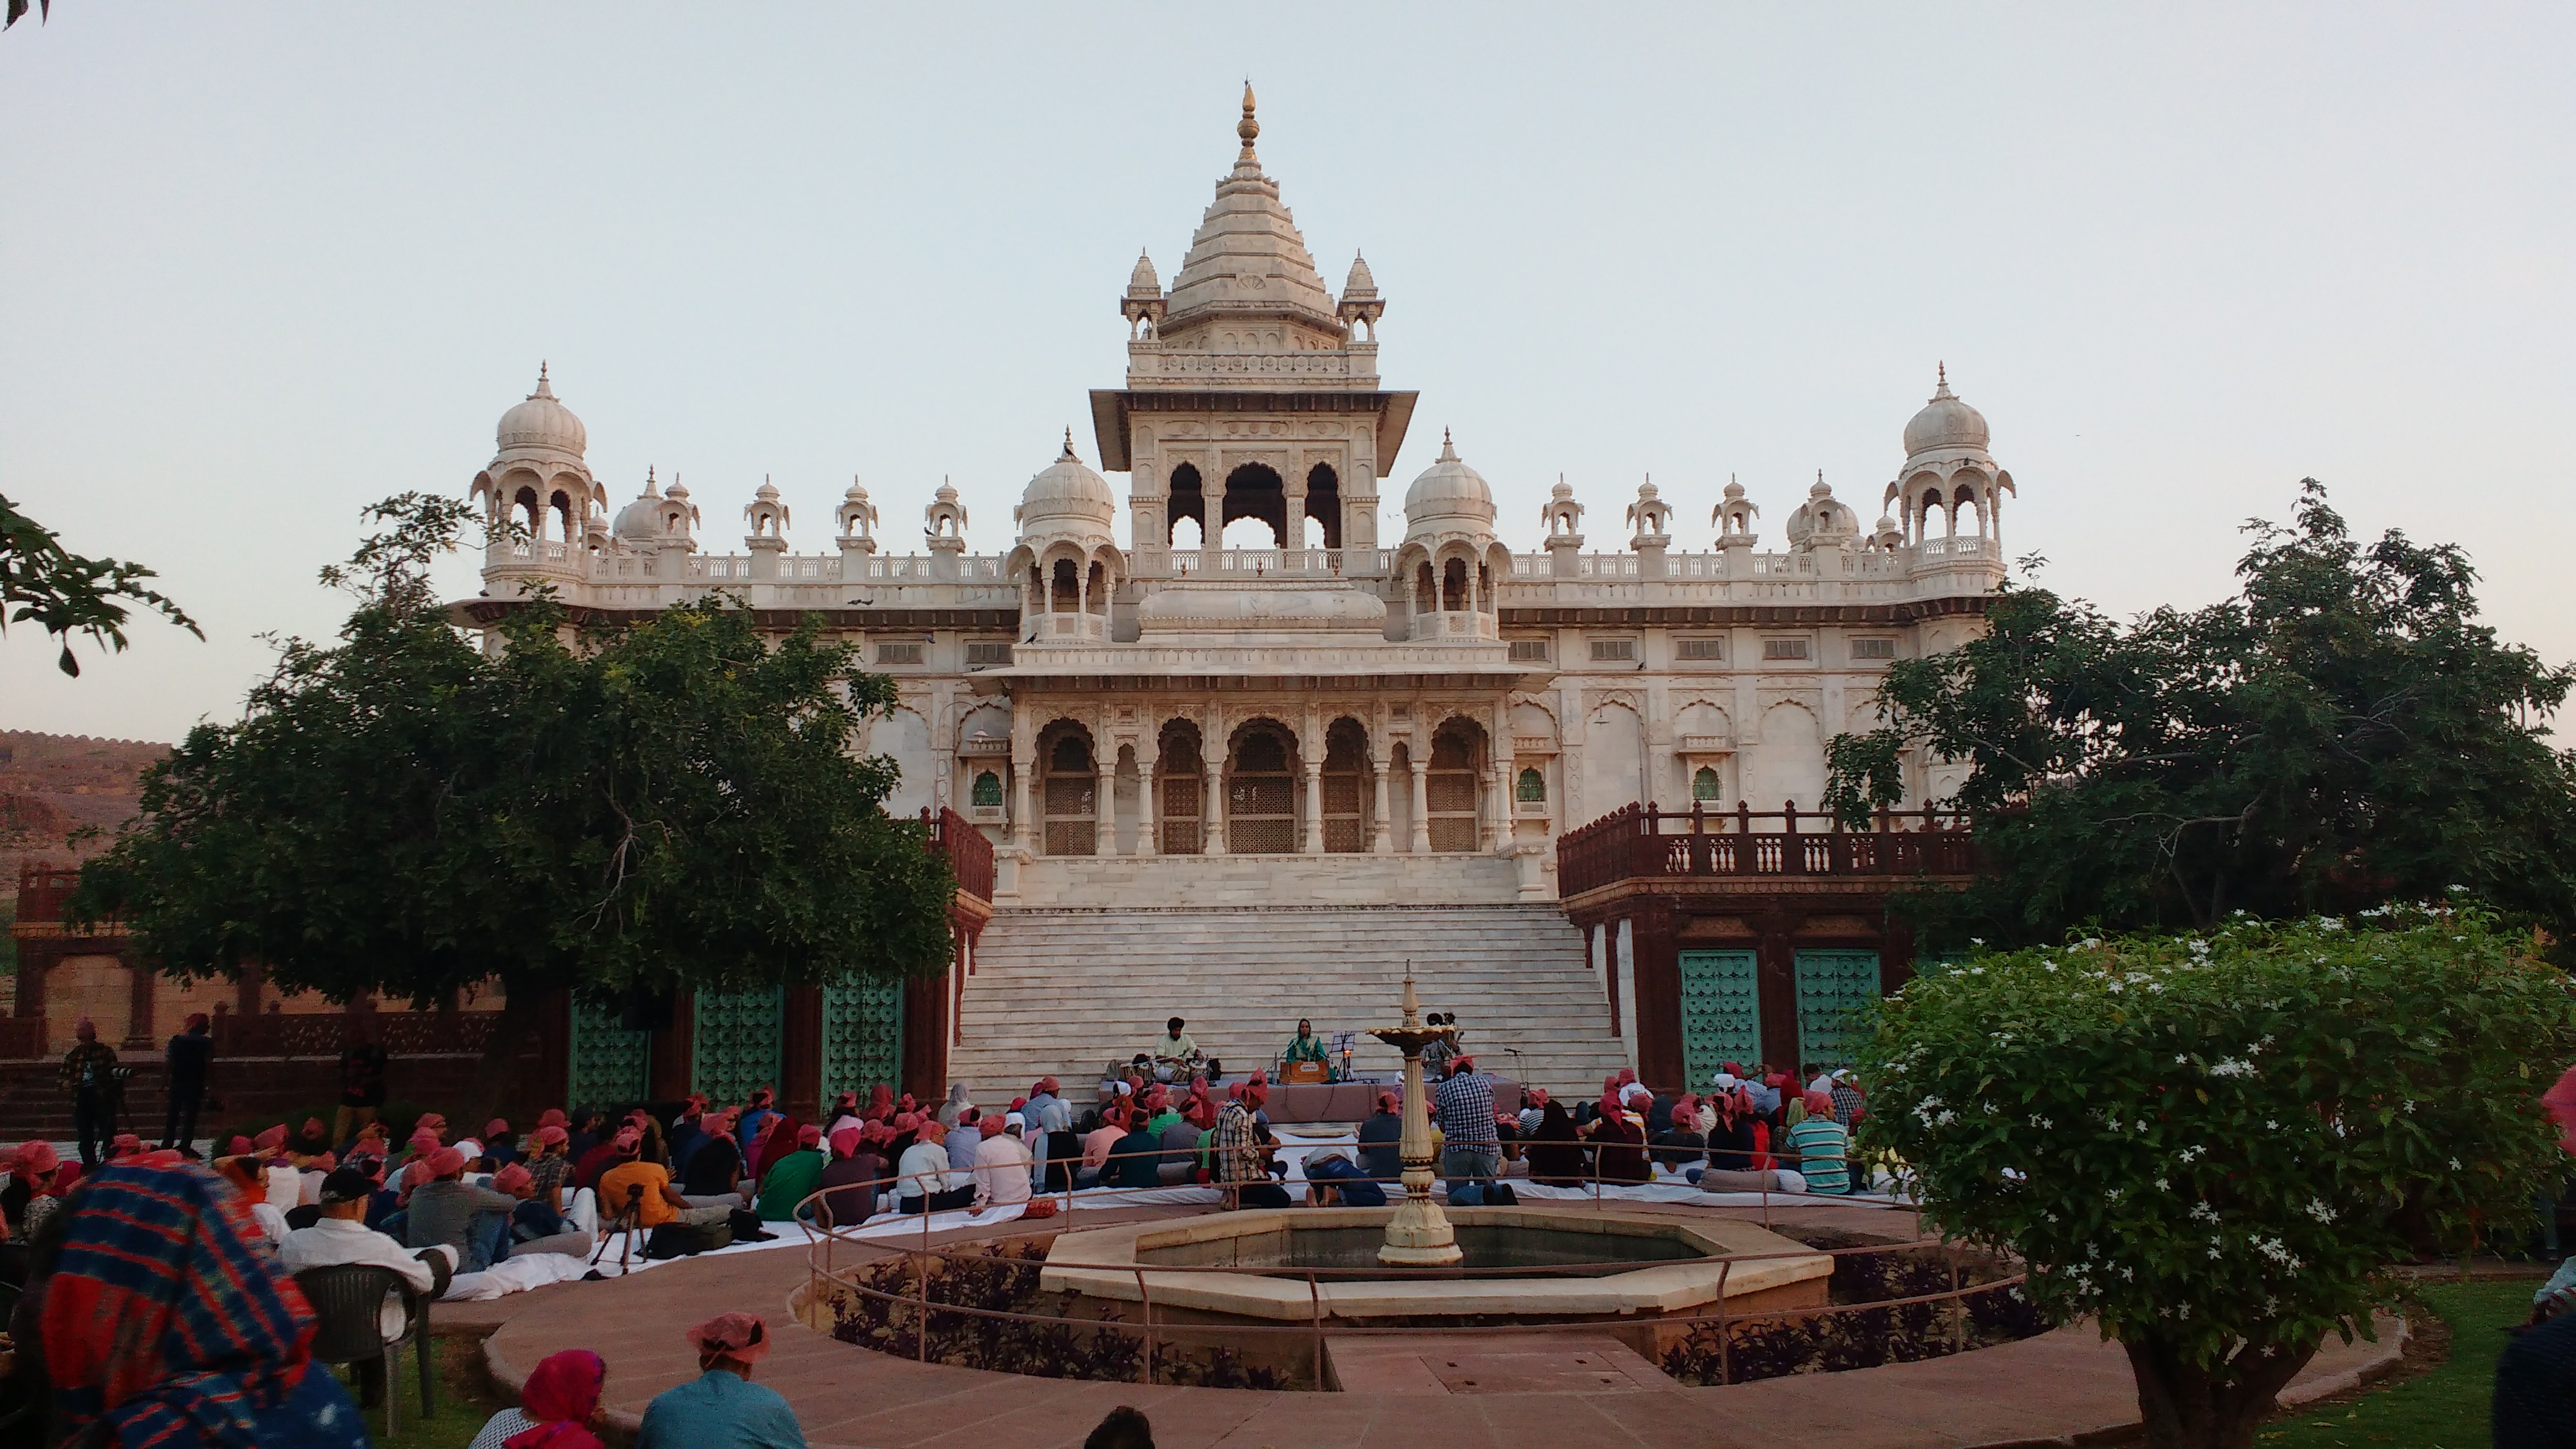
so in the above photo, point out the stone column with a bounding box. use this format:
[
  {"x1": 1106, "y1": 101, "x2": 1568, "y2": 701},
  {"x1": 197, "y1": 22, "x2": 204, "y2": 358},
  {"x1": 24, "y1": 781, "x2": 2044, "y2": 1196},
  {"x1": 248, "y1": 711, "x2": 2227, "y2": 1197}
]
[
  {"x1": 1136, "y1": 740, "x2": 1159, "y2": 856},
  {"x1": 1095, "y1": 747, "x2": 1117, "y2": 859},
  {"x1": 1409, "y1": 754, "x2": 1432, "y2": 853},
  {"x1": 1203, "y1": 754, "x2": 1226, "y2": 856},
  {"x1": 1480, "y1": 765, "x2": 1505, "y2": 853},
  {"x1": 1011, "y1": 749, "x2": 1036, "y2": 854},
  {"x1": 1369, "y1": 761, "x2": 1393, "y2": 855},
  {"x1": 1303, "y1": 757, "x2": 1326, "y2": 855}
]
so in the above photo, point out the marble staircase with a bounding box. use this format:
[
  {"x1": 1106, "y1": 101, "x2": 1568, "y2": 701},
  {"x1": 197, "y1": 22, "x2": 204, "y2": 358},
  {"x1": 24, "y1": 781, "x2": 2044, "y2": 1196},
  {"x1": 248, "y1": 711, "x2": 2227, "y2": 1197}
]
[{"x1": 948, "y1": 903, "x2": 1634, "y2": 1107}]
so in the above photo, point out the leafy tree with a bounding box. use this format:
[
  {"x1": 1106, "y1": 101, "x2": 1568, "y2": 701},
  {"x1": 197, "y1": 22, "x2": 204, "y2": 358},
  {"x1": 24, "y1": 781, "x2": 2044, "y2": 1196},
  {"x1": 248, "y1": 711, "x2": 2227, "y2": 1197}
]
[
  {"x1": 1861, "y1": 910, "x2": 2576, "y2": 1449},
  {"x1": 1827, "y1": 481, "x2": 2576, "y2": 948},
  {"x1": 2, "y1": 492, "x2": 200, "y2": 676},
  {"x1": 74, "y1": 495, "x2": 955, "y2": 1109}
]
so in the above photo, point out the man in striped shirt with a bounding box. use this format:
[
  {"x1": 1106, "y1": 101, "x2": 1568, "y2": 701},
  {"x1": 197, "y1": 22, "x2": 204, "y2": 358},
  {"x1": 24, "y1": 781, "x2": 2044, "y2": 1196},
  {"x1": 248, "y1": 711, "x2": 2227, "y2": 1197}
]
[{"x1": 1434, "y1": 1057, "x2": 1501, "y2": 1196}]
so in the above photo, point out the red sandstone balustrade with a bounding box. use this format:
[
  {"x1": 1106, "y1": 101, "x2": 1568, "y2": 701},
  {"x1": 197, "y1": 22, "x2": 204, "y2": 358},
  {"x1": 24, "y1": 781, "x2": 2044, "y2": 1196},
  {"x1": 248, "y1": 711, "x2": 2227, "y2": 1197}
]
[
  {"x1": 920, "y1": 804, "x2": 994, "y2": 902},
  {"x1": 1555, "y1": 799, "x2": 1976, "y2": 897}
]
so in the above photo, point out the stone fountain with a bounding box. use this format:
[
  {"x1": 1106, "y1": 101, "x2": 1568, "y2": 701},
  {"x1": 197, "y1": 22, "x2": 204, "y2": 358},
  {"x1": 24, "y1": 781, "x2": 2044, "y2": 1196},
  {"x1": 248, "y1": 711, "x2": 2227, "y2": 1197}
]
[{"x1": 1367, "y1": 971, "x2": 1462, "y2": 1266}]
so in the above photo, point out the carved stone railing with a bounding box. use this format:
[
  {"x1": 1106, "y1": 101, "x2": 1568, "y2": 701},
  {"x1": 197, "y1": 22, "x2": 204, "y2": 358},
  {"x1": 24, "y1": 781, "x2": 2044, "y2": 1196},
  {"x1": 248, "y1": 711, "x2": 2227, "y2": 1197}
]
[
  {"x1": 211, "y1": 1008, "x2": 503, "y2": 1058},
  {"x1": 924, "y1": 806, "x2": 994, "y2": 903},
  {"x1": 1557, "y1": 800, "x2": 1976, "y2": 899}
]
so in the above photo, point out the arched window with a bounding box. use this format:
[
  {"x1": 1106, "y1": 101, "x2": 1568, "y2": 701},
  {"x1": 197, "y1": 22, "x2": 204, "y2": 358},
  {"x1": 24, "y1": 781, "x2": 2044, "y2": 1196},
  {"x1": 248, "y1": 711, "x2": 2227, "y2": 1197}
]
[
  {"x1": 1157, "y1": 728, "x2": 1206, "y2": 854},
  {"x1": 1321, "y1": 718, "x2": 1370, "y2": 852},
  {"x1": 1042, "y1": 733, "x2": 1096, "y2": 856},
  {"x1": 1427, "y1": 726, "x2": 1481, "y2": 852},
  {"x1": 1050, "y1": 559, "x2": 1079, "y2": 612},
  {"x1": 1305, "y1": 463, "x2": 1342, "y2": 549},
  {"x1": 1226, "y1": 725, "x2": 1297, "y2": 854},
  {"x1": 1414, "y1": 562, "x2": 1437, "y2": 615},
  {"x1": 1516, "y1": 767, "x2": 1546, "y2": 803},
  {"x1": 1221, "y1": 463, "x2": 1287, "y2": 547},
  {"x1": 1693, "y1": 766, "x2": 1723, "y2": 801},
  {"x1": 1441, "y1": 558, "x2": 1468, "y2": 612},
  {"x1": 971, "y1": 771, "x2": 1003, "y2": 808}
]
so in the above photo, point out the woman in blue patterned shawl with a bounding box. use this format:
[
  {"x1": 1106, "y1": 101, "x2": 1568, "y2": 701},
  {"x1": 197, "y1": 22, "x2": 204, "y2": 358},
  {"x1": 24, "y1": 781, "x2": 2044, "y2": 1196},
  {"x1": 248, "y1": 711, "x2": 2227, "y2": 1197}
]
[{"x1": 38, "y1": 1155, "x2": 369, "y2": 1447}]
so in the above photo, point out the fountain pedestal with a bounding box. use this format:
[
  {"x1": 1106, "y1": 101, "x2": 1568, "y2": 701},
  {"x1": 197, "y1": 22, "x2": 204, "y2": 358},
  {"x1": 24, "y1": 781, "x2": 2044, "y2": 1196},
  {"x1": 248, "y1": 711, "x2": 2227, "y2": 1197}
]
[{"x1": 1369, "y1": 973, "x2": 1462, "y2": 1266}]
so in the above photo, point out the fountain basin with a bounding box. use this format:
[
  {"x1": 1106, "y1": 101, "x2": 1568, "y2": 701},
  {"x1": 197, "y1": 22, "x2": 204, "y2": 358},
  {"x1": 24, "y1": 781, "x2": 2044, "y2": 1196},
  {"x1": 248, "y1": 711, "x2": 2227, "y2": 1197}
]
[{"x1": 1038, "y1": 1208, "x2": 1832, "y2": 1324}]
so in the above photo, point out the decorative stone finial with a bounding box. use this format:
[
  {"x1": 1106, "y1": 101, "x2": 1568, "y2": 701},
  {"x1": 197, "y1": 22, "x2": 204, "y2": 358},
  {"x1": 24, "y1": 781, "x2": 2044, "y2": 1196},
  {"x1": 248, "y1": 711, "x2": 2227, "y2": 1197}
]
[
  {"x1": 1238, "y1": 81, "x2": 1259, "y2": 157},
  {"x1": 1061, "y1": 426, "x2": 1078, "y2": 461},
  {"x1": 1933, "y1": 362, "x2": 1954, "y2": 401},
  {"x1": 530, "y1": 362, "x2": 554, "y2": 399},
  {"x1": 1439, "y1": 427, "x2": 1456, "y2": 462}
]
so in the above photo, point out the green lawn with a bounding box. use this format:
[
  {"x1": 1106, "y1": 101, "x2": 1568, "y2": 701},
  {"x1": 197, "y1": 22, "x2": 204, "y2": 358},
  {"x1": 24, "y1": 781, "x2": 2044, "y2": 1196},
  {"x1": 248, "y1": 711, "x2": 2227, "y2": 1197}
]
[
  {"x1": 310, "y1": 1333, "x2": 511, "y2": 1449},
  {"x1": 2258, "y1": 1280, "x2": 2533, "y2": 1449}
]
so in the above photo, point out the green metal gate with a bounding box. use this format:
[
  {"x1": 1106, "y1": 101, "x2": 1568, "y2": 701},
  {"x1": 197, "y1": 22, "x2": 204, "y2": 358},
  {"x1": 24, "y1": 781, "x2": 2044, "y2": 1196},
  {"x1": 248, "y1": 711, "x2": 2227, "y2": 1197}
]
[
  {"x1": 566, "y1": 998, "x2": 651, "y2": 1112},
  {"x1": 820, "y1": 975, "x2": 905, "y2": 1102},
  {"x1": 691, "y1": 987, "x2": 785, "y2": 1105},
  {"x1": 1793, "y1": 949, "x2": 1881, "y2": 1069},
  {"x1": 1677, "y1": 950, "x2": 1763, "y2": 1087}
]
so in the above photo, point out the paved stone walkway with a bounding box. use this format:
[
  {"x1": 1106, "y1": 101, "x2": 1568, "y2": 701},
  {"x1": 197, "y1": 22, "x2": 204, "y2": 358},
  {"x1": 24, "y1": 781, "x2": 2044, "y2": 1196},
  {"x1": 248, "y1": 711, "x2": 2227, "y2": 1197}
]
[{"x1": 471, "y1": 1204, "x2": 2403, "y2": 1448}]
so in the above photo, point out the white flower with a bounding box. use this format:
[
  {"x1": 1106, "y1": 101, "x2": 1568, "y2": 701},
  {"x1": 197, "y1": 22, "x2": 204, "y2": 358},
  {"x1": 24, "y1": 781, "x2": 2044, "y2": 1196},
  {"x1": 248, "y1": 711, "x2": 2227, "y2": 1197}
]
[
  {"x1": 2449, "y1": 1157, "x2": 2463, "y2": 1170},
  {"x1": 2209, "y1": 1058, "x2": 2255, "y2": 1078},
  {"x1": 2079, "y1": 938, "x2": 2103, "y2": 949},
  {"x1": 2178, "y1": 1146, "x2": 2205, "y2": 1163},
  {"x1": 2190, "y1": 1203, "x2": 2217, "y2": 1222},
  {"x1": 2175, "y1": 1055, "x2": 2190, "y2": 1065},
  {"x1": 2265, "y1": 1120, "x2": 2279, "y2": 1131},
  {"x1": 2304, "y1": 1199, "x2": 2335, "y2": 1223},
  {"x1": 1936, "y1": 1109, "x2": 1958, "y2": 1126},
  {"x1": 2121, "y1": 1266, "x2": 2134, "y2": 1280},
  {"x1": 2154, "y1": 1177, "x2": 2170, "y2": 1191},
  {"x1": 1969, "y1": 966, "x2": 1986, "y2": 976}
]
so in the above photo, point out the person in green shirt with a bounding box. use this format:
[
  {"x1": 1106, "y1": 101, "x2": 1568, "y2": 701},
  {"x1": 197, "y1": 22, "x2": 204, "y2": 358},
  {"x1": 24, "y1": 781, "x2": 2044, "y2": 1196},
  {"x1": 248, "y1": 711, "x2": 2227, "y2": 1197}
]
[
  {"x1": 1282, "y1": 1019, "x2": 1329, "y2": 1069},
  {"x1": 755, "y1": 1123, "x2": 827, "y2": 1222}
]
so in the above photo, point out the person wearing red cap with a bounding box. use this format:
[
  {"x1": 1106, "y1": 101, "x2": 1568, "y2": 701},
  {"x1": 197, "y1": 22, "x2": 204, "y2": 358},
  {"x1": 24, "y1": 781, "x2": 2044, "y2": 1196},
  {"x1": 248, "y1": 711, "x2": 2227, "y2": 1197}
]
[
  {"x1": 637, "y1": 1313, "x2": 801, "y2": 1449},
  {"x1": 402, "y1": 1144, "x2": 520, "y2": 1272},
  {"x1": 525, "y1": 1123, "x2": 575, "y2": 1209},
  {"x1": 752, "y1": 1123, "x2": 827, "y2": 1223},
  {"x1": 160, "y1": 1011, "x2": 215, "y2": 1152},
  {"x1": 491, "y1": 1160, "x2": 593, "y2": 1258}
]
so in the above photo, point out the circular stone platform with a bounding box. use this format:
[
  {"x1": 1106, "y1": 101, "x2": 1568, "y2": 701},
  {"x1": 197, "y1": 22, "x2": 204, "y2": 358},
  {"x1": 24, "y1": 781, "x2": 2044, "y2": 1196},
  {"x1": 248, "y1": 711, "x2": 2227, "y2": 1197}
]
[{"x1": 476, "y1": 1201, "x2": 2409, "y2": 1448}]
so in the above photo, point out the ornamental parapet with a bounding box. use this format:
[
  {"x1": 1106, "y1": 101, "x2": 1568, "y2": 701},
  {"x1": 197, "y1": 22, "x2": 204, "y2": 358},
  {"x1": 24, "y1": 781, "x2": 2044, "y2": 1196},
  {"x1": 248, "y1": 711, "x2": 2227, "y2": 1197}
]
[{"x1": 1556, "y1": 801, "x2": 1978, "y2": 903}]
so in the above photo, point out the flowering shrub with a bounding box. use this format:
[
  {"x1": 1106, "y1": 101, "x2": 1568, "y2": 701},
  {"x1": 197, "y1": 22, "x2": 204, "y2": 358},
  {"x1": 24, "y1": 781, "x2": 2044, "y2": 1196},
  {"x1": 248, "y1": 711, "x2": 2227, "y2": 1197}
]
[{"x1": 1859, "y1": 906, "x2": 2576, "y2": 1448}]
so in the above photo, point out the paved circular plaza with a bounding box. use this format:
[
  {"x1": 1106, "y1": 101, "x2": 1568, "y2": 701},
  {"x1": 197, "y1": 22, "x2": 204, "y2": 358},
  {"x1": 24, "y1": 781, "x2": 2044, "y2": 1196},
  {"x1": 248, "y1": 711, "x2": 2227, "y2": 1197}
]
[{"x1": 461, "y1": 1200, "x2": 2405, "y2": 1449}]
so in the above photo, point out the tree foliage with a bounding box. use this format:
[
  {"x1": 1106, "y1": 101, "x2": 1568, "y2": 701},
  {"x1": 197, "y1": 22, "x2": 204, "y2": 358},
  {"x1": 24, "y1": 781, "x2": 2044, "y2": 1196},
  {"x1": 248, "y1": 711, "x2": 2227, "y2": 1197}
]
[
  {"x1": 2, "y1": 491, "x2": 200, "y2": 677},
  {"x1": 75, "y1": 496, "x2": 954, "y2": 1084},
  {"x1": 1827, "y1": 481, "x2": 2576, "y2": 947},
  {"x1": 1860, "y1": 910, "x2": 2576, "y2": 1448}
]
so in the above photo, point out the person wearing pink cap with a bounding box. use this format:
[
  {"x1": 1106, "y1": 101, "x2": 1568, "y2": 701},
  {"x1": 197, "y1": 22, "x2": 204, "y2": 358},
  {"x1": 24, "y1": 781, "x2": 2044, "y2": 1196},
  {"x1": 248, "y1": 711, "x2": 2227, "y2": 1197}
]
[
  {"x1": 525, "y1": 1122, "x2": 575, "y2": 1209},
  {"x1": 637, "y1": 1313, "x2": 801, "y2": 1449},
  {"x1": 970, "y1": 1112, "x2": 1033, "y2": 1213},
  {"x1": 752, "y1": 1122, "x2": 827, "y2": 1223},
  {"x1": 58, "y1": 1016, "x2": 120, "y2": 1167},
  {"x1": 402, "y1": 1144, "x2": 520, "y2": 1271},
  {"x1": 491, "y1": 1159, "x2": 593, "y2": 1258},
  {"x1": 3, "y1": 1140, "x2": 66, "y2": 1241},
  {"x1": 816, "y1": 1126, "x2": 886, "y2": 1227}
]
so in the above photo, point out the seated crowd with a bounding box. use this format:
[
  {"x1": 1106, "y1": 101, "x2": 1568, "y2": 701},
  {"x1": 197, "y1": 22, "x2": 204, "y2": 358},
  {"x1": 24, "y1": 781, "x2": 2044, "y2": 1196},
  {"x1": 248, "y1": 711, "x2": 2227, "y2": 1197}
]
[{"x1": 0, "y1": 1048, "x2": 1865, "y2": 1444}]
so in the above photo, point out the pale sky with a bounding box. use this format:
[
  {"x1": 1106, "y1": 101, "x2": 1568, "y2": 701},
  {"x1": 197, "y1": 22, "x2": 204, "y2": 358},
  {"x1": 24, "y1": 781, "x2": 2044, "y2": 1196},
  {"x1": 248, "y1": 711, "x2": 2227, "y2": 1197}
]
[{"x1": 4, "y1": 5, "x2": 2570, "y2": 742}]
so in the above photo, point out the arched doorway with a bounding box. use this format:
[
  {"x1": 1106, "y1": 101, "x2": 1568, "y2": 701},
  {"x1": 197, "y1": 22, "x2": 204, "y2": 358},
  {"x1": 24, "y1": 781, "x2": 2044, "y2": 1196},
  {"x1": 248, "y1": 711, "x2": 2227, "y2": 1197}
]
[
  {"x1": 1321, "y1": 718, "x2": 1370, "y2": 852},
  {"x1": 1221, "y1": 464, "x2": 1286, "y2": 547},
  {"x1": 1305, "y1": 463, "x2": 1342, "y2": 549},
  {"x1": 1167, "y1": 463, "x2": 1206, "y2": 546},
  {"x1": 1041, "y1": 729, "x2": 1098, "y2": 856},
  {"x1": 1157, "y1": 724, "x2": 1206, "y2": 854},
  {"x1": 1427, "y1": 721, "x2": 1484, "y2": 853},
  {"x1": 1225, "y1": 721, "x2": 1299, "y2": 854}
]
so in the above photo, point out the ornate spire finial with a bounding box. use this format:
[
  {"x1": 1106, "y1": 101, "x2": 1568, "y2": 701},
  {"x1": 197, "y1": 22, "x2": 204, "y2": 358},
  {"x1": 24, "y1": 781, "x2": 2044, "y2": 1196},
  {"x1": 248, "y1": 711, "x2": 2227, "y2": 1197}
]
[
  {"x1": 531, "y1": 360, "x2": 554, "y2": 399},
  {"x1": 1237, "y1": 81, "x2": 1260, "y2": 159},
  {"x1": 1438, "y1": 427, "x2": 1457, "y2": 462},
  {"x1": 1933, "y1": 362, "x2": 1954, "y2": 400},
  {"x1": 1061, "y1": 425, "x2": 1077, "y2": 460}
]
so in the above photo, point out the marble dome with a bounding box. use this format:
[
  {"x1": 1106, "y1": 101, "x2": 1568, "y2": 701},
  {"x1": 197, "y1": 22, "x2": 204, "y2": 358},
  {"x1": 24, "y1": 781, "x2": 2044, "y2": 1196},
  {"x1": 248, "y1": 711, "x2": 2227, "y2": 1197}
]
[
  {"x1": 1017, "y1": 434, "x2": 1116, "y2": 537},
  {"x1": 497, "y1": 365, "x2": 586, "y2": 456},
  {"x1": 1402, "y1": 431, "x2": 1496, "y2": 537},
  {"x1": 1902, "y1": 368, "x2": 1988, "y2": 457}
]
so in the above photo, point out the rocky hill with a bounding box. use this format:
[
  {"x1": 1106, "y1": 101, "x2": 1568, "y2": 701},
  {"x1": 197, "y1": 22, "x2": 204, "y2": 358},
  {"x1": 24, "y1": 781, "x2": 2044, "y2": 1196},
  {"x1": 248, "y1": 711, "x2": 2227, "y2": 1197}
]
[{"x1": 0, "y1": 729, "x2": 169, "y2": 892}]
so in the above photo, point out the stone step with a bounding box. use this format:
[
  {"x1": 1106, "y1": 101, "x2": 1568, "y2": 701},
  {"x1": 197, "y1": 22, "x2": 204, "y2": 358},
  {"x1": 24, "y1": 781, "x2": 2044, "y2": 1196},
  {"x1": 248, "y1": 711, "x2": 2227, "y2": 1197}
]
[{"x1": 947, "y1": 903, "x2": 1631, "y2": 1103}]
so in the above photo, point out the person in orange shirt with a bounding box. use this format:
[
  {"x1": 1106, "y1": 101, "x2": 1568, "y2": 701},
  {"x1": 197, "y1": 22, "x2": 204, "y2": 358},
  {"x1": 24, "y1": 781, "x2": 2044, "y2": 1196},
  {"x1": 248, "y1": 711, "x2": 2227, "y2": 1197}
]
[{"x1": 595, "y1": 1128, "x2": 733, "y2": 1233}]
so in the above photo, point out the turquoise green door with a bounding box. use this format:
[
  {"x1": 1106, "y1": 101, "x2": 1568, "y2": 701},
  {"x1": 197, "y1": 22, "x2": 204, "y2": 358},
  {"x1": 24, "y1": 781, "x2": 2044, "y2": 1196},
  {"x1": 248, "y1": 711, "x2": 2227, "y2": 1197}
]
[
  {"x1": 692, "y1": 987, "x2": 785, "y2": 1105},
  {"x1": 1677, "y1": 951, "x2": 1763, "y2": 1088},
  {"x1": 567, "y1": 998, "x2": 651, "y2": 1110},
  {"x1": 820, "y1": 976, "x2": 905, "y2": 1102},
  {"x1": 1793, "y1": 950, "x2": 1881, "y2": 1069}
]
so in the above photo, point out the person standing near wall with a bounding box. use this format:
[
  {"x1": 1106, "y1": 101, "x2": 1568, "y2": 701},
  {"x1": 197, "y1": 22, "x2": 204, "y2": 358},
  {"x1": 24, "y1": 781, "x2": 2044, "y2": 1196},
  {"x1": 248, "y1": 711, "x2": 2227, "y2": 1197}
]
[
  {"x1": 333, "y1": 1019, "x2": 388, "y2": 1147},
  {"x1": 162, "y1": 1012, "x2": 214, "y2": 1152},
  {"x1": 58, "y1": 1017, "x2": 120, "y2": 1167}
]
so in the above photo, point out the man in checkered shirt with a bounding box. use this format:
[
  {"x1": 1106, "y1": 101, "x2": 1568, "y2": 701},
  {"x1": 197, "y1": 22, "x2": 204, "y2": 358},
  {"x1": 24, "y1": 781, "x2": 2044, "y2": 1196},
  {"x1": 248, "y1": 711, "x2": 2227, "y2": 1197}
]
[{"x1": 1433, "y1": 1056, "x2": 1502, "y2": 1196}]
